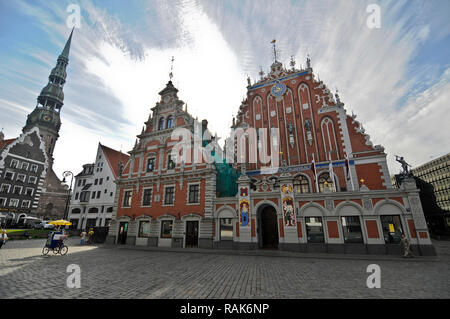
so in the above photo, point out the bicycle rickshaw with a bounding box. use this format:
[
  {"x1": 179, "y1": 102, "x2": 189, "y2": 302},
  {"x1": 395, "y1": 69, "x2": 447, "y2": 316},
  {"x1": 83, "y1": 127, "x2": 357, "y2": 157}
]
[{"x1": 42, "y1": 220, "x2": 71, "y2": 256}]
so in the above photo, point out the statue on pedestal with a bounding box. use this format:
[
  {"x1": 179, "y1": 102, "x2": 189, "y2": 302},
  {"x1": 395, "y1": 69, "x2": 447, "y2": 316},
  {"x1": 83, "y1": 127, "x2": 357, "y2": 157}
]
[{"x1": 395, "y1": 155, "x2": 411, "y2": 175}]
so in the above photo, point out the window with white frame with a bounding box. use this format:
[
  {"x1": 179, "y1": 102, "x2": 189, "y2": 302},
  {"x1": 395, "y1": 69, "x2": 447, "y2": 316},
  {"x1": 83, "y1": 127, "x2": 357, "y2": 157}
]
[
  {"x1": 13, "y1": 186, "x2": 22, "y2": 195},
  {"x1": 21, "y1": 162, "x2": 29, "y2": 170},
  {"x1": 9, "y1": 198, "x2": 19, "y2": 207},
  {"x1": 0, "y1": 198, "x2": 6, "y2": 206},
  {"x1": 25, "y1": 187, "x2": 34, "y2": 196},
  {"x1": 122, "y1": 190, "x2": 132, "y2": 207},
  {"x1": 21, "y1": 200, "x2": 31, "y2": 208},
  {"x1": 163, "y1": 186, "x2": 175, "y2": 205},
  {"x1": 30, "y1": 164, "x2": 38, "y2": 173},
  {"x1": 188, "y1": 184, "x2": 200, "y2": 204},
  {"x1": 17, "y1": 174, "x2": 26, "y2": 183},
  {"x1": 28, "y1": 176, "x2": 37, "y2": 184},
  {"x1": 0, "y1": 184, "x2": 11, "y2": 194},
  {"x1": 142, "y1": 188, "x2": 152, "y2": 207},
  {"x1": 4, "y1": 171, "x2": 14, "y2": 181},
  {"x1": 10, "y1": 159, "x2": 19, "y2": 168}
]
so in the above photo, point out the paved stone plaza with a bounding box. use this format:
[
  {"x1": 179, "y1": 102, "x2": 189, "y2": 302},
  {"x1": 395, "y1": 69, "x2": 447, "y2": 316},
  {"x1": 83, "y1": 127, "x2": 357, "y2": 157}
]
[{"x1": 0, "y1": 238, "x2": 449, "y2": 299}]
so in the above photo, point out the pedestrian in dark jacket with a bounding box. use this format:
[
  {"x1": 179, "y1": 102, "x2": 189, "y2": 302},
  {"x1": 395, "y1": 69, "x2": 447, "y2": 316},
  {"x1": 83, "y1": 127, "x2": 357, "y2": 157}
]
[{"x1": 0, "y1": 229, "x2": 8, "y2": 249}]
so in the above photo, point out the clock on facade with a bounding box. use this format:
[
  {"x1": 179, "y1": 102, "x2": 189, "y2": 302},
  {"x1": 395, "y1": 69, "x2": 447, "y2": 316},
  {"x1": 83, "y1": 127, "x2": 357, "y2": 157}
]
[
  {"x1": 42, "y1": 114, "x2": 52, "y2": 122},
  {"x1": 270, "y1": 82, "x2": 286, "y2": 98}
]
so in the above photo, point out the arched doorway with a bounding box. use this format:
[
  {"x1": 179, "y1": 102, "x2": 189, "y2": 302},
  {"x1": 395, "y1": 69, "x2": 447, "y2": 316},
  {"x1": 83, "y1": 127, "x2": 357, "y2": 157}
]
[{"x1": 257, "y1": 204, "x2": 279, "y2": 249}]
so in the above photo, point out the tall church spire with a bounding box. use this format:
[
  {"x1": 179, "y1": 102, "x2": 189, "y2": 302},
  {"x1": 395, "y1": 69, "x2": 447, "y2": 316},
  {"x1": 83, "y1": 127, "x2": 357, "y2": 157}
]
[
  {"x1": 60, "y1": 27, "x2": 74, "y2": 60},
  {"x1": 23, "y1": 29, "x2": 74, "y2": 166}
]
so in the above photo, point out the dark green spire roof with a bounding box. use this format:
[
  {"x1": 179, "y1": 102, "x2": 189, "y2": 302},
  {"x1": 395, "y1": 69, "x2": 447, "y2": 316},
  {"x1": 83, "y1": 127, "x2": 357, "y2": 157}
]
[{"x1": 59, "y1": 28, "x2": 74, "y2": 60}]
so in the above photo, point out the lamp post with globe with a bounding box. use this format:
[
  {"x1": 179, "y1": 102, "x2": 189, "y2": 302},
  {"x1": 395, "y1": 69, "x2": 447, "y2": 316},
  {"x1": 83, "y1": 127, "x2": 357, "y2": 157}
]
[{"x1": 61, "y1": 171, "x2": 74, "y2": 221}]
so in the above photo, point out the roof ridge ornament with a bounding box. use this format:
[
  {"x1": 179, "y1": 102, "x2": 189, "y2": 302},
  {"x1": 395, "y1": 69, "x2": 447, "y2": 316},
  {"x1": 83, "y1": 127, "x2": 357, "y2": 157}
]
[
  {"x1": 169, "y1": 56, "x2": 174, "y2": 81},
  {"x1": 271, "y1": 39, "x2": 278, "y2": 62},
  {"x1": 290, "y1": 55, "x2": 296, "y2": 71}
]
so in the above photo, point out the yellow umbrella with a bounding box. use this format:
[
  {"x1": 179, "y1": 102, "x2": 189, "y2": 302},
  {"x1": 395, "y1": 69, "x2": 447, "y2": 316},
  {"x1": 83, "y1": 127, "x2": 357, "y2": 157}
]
[{"x1": 49, "y1": 220, "x2": 72, "y2": 226}]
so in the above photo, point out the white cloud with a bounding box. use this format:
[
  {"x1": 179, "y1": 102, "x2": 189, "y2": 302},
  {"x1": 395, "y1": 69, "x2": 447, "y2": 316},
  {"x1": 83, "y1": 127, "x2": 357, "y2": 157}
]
[{"x1": 3, "y1": 0, "x2": 449, "y2": 181}]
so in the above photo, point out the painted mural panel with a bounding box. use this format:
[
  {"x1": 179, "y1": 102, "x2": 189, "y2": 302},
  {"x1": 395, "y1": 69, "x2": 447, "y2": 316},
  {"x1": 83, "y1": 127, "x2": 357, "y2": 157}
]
[
  {"x1": 281, "y1": 184, "x2": 296, "y2": 227},
  {"x1": 239, "y1": 187, "x2": 250, "y2": 227}
]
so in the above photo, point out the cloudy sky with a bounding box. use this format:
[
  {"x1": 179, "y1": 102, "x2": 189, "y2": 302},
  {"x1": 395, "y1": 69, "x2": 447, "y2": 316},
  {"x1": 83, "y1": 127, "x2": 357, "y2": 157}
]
[{"x1": 0, "y1": 0, "x2": 449, "y2": 180}]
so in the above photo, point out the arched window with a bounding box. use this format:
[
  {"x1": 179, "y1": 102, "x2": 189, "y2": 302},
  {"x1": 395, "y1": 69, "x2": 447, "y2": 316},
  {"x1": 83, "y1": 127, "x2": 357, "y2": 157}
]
[
  {"x1": 71, "y1": 208, "x2": 81, "y2": 214},
  {"x1": 158, "y1": 117, "x2": 165, "y2": 130},
  {"x1": 293, "y1": 175, "x2": 310, "y2": 193},
  {"x1": 166, "y1": 116, "x2": 174, "y2": 128},
  {"x1": 318, "y1": 172, "x2": 336, "y2": 193}
]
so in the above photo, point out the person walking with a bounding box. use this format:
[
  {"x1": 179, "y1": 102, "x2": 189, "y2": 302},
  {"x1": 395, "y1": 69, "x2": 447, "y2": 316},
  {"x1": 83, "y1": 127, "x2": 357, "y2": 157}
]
[
  {"x1": 88, "y1": 228, "x2": 94, "y2": 244},
  {"x1": 400, "y1": 233, "x2": 413, "y2": 258},
  {"x1": 0, "y1": 229, "x2": 8, "y2": 249},
  {"x1": 80, "y1": 230, "x2": 87, "y2": 245}
]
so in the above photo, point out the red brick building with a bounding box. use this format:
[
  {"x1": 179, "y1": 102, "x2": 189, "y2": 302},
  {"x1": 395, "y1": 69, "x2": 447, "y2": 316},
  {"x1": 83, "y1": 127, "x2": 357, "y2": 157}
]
[
  {"x1": 108, "y1": 56, "x2": 434, "y2": 256},
  {"x1": 108, "y1": 79, "x2": 217, "y2": 248}
]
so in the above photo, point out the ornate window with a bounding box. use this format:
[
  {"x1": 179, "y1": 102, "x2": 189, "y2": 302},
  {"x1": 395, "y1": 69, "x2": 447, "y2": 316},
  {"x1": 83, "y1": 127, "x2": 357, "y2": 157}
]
[
  {"x1": 293, "y1": 175, "x2": 310, "y2": 193},
  {"x1": 318, "y1": 172, "x2": 336, "y2": 193},
  {"x1": 158, "y1": 117, "x2": 165, "y2": 130},
  {"x1": 166, "y1": 116, "x2": 174, "y2": 128},
  {"x1": 146, "y1": 158, "x2": 155, "y2": 172}
]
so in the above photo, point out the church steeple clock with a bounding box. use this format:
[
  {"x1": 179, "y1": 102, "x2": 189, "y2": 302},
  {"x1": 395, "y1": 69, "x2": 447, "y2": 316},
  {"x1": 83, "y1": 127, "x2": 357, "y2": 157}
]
[{"x1": 22, "y1": 29, "x2": 74, "y2": 167}]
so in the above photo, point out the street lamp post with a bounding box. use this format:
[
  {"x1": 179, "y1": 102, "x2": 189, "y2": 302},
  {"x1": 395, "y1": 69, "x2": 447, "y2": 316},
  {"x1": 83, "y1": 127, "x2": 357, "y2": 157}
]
[{"x1": 62, "y1": 171, "x2": 74, "y2": 221}]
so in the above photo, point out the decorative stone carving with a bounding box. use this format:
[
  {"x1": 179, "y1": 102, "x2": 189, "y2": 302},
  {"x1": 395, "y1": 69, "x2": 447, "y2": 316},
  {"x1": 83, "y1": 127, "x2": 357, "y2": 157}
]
[
  {"x1": 325, "y1": 199, "x2": 334, "y2": 212},
  {"x1": 362, "y1": 198, "x2": 373, "y2": 212}
]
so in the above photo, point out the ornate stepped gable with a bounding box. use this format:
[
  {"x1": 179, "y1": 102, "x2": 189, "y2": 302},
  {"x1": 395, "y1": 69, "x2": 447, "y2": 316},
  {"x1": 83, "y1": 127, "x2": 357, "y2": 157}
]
[
  {"x1": 232, "y1": 55, "x2": 388, "y2": 192},
  {"x1": 114, "y1": 79, "x2": 218, "y2": 224}
]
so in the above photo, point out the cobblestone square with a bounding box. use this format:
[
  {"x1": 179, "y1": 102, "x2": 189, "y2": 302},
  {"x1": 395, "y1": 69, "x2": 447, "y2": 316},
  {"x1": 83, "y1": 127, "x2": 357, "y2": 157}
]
[{"x1": 0, "y1": 238, "x2": 449, "y2": 299}]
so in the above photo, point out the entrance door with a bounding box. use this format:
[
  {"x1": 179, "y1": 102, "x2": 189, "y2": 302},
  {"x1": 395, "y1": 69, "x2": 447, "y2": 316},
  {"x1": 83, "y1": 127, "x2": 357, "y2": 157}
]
[
  {"x1": 118, "y1": 222, "x2": 128, "y2": 245},
  {"x1": 258, "y1": 206, "x2": 279, "y2": 249},
  {"x1": 185, "y1": 221, "x2": 199, "y2": 248}
]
